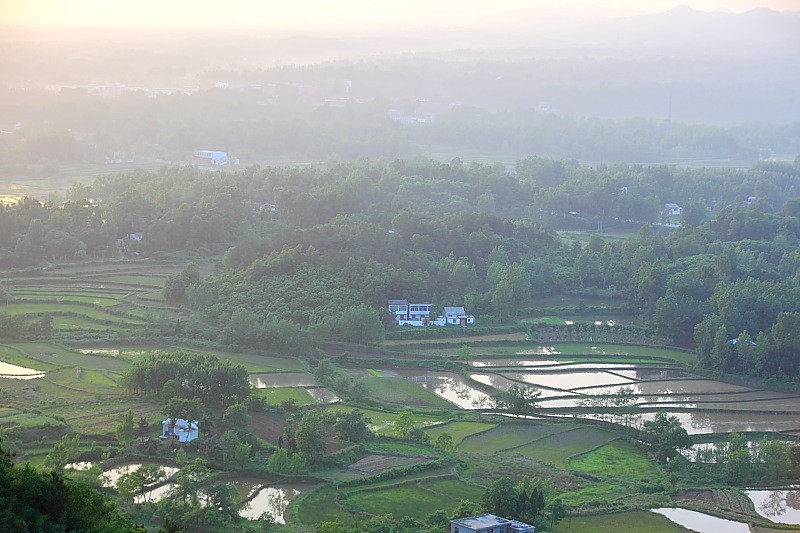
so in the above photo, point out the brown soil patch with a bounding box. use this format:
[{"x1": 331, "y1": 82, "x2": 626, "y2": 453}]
[
  {"x1": 249, "y1": 412, "x2": 288, "y2": 445},
  {"x1": 674, "y1": 490, "x2": 714, "y2": 502},
  {"x1": 348, "y1": 454, "x2": 431, "y2": 474}
]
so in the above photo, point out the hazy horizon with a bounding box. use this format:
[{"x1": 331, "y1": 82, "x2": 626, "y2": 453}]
[{"x1": 2, "y1": 0, "x2": 799, "y2": 30}]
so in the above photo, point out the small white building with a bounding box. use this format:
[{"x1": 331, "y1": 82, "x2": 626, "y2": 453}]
[
  {"x1": 435, "y1": 306, "x2": 476, "y2": 327},
  {"x1": 450, "y1": 513, "x2": 535, "y2": 533},
  {"x1": 161, "y1": 418, "x2": 199, "y2": 443},
  {"x1": 663, "y1": 203, "x2": 682, "y2": 216},
  {"x1": 193, "y1": 150, "x2": 228, "y2": 165}
]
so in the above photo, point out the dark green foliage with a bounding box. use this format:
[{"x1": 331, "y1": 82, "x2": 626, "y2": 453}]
[
  {"x1": 480, "y1": 477, "x2": 548, "y2": 524},
  {"x1": 122, "y1": 350, "x2": 249, "y2": 409},
  {"x1": 641, "y1": 412, "x2": 691, "y2": 464},
  {"x1": 0, "y1": 441, "x2": 145, "y2": 532},
  {"x1": 333, "y1": 409, "x2": 374, "y2": 443}
]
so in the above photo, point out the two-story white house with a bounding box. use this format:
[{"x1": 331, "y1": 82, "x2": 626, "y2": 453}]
[
  {"x1": 389, "y1": 299, "x2": 433, "y2": 326},
  {"x1": 389, "y1": 301, "x2": 475, "y2": 327}
]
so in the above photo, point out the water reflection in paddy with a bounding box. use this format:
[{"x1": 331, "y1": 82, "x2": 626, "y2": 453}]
[
  {"x1": 396, "y1": 370, "x2": 491, "y2": 409},
  {"x1": 640, "y1": 411, "x2": 800, "y2": 435},
  {"x1": 747, "y1": 489, "x2": 800, "y2": 524},
  {"x1": 249, "y1": 373, "x2": 317, "y2": 388},
  {"x1": 507, "y1": 371, "x2": 636, "y2": 391},
  {"x1": 102, "y1": 463, "x2": 180, "y2": 487},
  {"x1": 651, "y1": 507, "x2": 749, "y2": 532},
  {"x1": 469, "y1": 373, "x2": 578, "y2": 398},
  {"x1": 584, "y1": 379, "x2": 750, "y2": 396},
  {"x1": 239, "y1": 485, "x2": 302, "y2": 522}
]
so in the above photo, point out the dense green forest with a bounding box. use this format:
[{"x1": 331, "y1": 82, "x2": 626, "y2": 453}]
[{"x1": 3, "y1": 156, "x2": 800, "y2": 381}]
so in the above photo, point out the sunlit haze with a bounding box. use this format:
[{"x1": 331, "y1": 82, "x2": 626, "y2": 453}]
[{"x1": 1, "y1": 0, "x2": 798, "y2": 28}]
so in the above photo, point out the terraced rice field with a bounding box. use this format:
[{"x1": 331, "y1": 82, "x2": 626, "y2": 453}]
[
  {"x1": 569, "y1": 440, "x2": 659, "y2": 480},
  {"x1": 458, "y1": 422, "x2": 577, "y2": 454},
  {"x1": 348, "y1": 454, "x2": 432, "y2": 474},
  {"x1": 424, "y1": 421, "x2": 497, "y2": 446},
  {"x1": 508, "y1": 427, "x2": 617, "y2": 467}
]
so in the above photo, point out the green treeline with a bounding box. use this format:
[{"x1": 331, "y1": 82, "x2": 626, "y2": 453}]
[
  {"x1": 121, "y1": 351, "x2": 249, "y2": 409},
  {"x1": 4, "y1": 157, "x2": 800, "y2": 380}
]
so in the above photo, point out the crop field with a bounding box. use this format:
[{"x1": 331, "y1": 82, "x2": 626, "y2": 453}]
[
  {"x1": 420, "y1": 478, "x2": 485, "y2": 500},
  {"x1": 253, "y1": 387, "x2": 315, "y2": 406},
  {"x1": 508, "y1": 427, "x2": 617, "y2": 467},
  {"x1": 347, "y1": 454, "x2": 432, "y2": 474},
  {"x1": 568, "y1": 440, "x2": 659, "y2": 480},
  {"x1": 551, "y1": 511, "x2": 694, "y2": 533},
  {"x1": 361, "y1": 377, "x2": 454, "y2": 408},
  {"x1": 458, "y1": 422, "x2": 577, "y2": 454},
  {"x1": 424, "y1": 421, "x2": 497, "y2": 446},
  {"x1": 341, "y1": 482, "x2": 463, "y2": 518},
  {"x1": 86, "y1": 274, "x2": 166, "y2": 288}
]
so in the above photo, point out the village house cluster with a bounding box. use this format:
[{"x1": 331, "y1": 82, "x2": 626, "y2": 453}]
[{"x1": 388, "y1": 300, "x2": 475, "y2": 327}]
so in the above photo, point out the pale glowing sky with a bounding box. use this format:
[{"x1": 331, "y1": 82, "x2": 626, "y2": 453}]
[{"x1": 0, "y1": 0, "x2": 797, "y2": 28}]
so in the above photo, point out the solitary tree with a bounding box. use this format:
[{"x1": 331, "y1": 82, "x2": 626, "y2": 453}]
[{"x1": 641, "y1": 411, "x2": 691, "y2": 463}]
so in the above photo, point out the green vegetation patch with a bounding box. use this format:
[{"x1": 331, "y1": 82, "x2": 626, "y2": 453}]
[
  {"x1": 459, "y1": 423, "x2": 575, "y2": 454},
  {"x1": 0, "y1": 345, "x2": 54, "y2": 371},
  {"x1": 341, "y1": 483, "x2": 459, "y2": 519},
  {"x1": 509, "y1": 427, "x2": 617, "y2": 468},
  {"x1": 297, "y1": 487, "x2": 351, "y2": 525},
  {"x1": 425, "y1": 421, "x2": 497, "y2": 447},
  {"x1": 254, "y1": 387, "x2": 316, "y2": 406},
  {"x1": 551, "y1": 511, "x2": 693, "y2": 533},
  {"x1": 552, "y1": 344, "x2": 696, "y2": 364},
  {"x1": 533, "y1": 316, "x2": 567, "y2": 325},
  {"x1": 0, "y1": 302, "x2": 145, "y2": 324},
  {"x1": 85, "y1": 274, "x2": 165, "y2": 288},
  {"x1": 420, "y1": 478, "x2": 485, "y2": 501},
  {"x1": 362, "y1": 377, "x2": 454, "y2": 408},
  {"x1": 52, "y1": 316, "x2": 118, "y2": 331},
  {"x1": 568, "y1": 440, "x2": 659, "y2": 480}
]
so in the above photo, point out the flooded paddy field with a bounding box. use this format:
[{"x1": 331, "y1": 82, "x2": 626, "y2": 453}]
[
  {"x1": 747, "y1": 489, "x2": 800, "y2": 525},
  {"x1": 387, "y1": 347, "x2": 800, "y2": 435}
]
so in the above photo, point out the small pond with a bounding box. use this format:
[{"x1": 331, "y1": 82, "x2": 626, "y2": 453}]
[
  {"x1": 651, "y1": 507, "x2": 749, "y2": 532},
  {"x1": 747, "y1": 489, "x2": 800, "y2": 524},
  {"x1": 0, "y1": 361, "x2": 46, "y2": 379},
  {"x1": 101, "y1": 462, "x2": 180, "y2": 488}
]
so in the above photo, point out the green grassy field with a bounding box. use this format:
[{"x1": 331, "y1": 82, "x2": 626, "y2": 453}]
[
  {"x1": 362, "y1": 377, "x2": 454, "y2": 408},
  {"x1": 424, "y1": 421, "x2": 497, "y2": 447},
  {"x1": 87, "y1": 274, "x2": 165, "y2": 288},
  {"x1": 0, "y1": 302, "x2": 145, "y2": 324},
  {"x1": 509, "y1": 427, "x2": 617, "y2": 468},
  {"x1": 551, "y1": 511, "x2": 693, "y2": 532},
  {"x1": 568, "y1": 440, "x2": 660, "y2": 480},
  {"x1": 0, "y1": 345, "x2": 55, "y2": 371},
  {"x1": 341, "y1": 483, "x2": 460, "y2": 519},
  {"x1": 459, "y1": 423, "x2": 575, "y2": 454},
  {"x1": 420, "y1": 478, "x2": 485, "y2": 500},
  {"x1": 254, "y1": 387, "x2": 316, "y2": 406}
]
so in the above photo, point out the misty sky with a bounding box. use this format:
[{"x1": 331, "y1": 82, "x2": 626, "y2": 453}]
[{"x1": 2, "y1": 0, "x2": 798, "y2": 29}]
